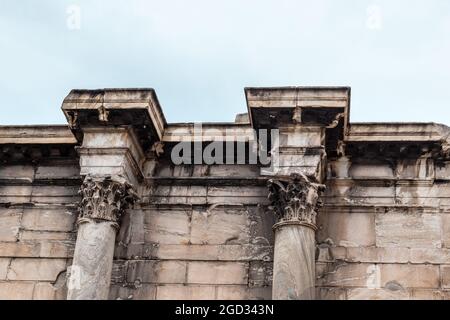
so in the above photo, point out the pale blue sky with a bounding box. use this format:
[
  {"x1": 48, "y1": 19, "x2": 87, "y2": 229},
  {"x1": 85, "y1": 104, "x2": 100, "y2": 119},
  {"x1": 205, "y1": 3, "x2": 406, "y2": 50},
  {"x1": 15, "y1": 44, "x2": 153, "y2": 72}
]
[{"x1": 1, "y1": 0, "x2": 450, "y2": 125}]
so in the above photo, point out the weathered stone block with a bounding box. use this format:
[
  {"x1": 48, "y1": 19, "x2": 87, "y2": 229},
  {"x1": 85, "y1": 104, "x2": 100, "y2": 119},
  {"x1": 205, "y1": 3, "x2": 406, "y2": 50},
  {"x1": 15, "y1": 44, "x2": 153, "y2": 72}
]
[
  {"x1": 208, "y1": 165, "x2": 260, "y2": 177},
  {"x1": 20, "y1": 231, "x2": 74, "y2": 241},
  {"x1": 148, "y1": 186, "x2": 207, "y2": 205},
  {"x1": 380, "y1": 264, "x2": 439, "y2": 289},
  {"x1": 0, "y1": 258, "x2": 10, "y2": 280},
  {"x1": 317, "y1": 263, "x2": 380, "y2": 288},
  {"x1": 33, "y1": 282, "x2": 67, "y2": 300},
  {"x1": 441, "y1": 265, "x2": 450, "y2": 289},
  {"x1": 6, "y1": 258, "x2": 67, "y2": 281},
  {"x1": 317, "y1": 211, "x2": 375, "y2": 247},
  {"x1": 0, "y1": 242, "x2": 38, "y2": 257},
  {"x1": 410, "y1": 248, "x2": 450, "y2": 264},
  {"x1": 35, "y1": 165, "x2": 80, "y2": 179},
  {"x1": 435, "y1": 162, "x2": 450, "y2": 180},
  {"x1": 30, "y1": 185, "x2": 80, "y2": 204},
  {"x1": 0, "y1": 281, "x2": 35, "y2": 299},
  {"x1": 324, "y1": 183, "x2": 396, "y2": 205},
  {"x1": 144, "y1": 209, "x2": 190, "y2": 245},
  {"x1": 187, "y1": 262, "x2": 248, "y2": 285},
  {"x1": 127, "y1": 260, "x2": 186, "y2": 284},
  {"x1": 117, "y1": 209, "x2": 145, "y2": 246},
  {"x1": 410, "y1": 289, "x2": 445, "y2": 300},
  {"x1": 249, "y1": 261, "x2": 272, "y2": 287},
  {"x1": 109, "y1": 284, "x2": 157, "y2": 300},
  {"x1": 190, "y1": 207, "x2": 250, "y2": 245},
  {"x1": 247, "y1": 206, "x2": 275, "y2": 247},
  {"x1": 316, "y1": 287, "x2": 347, "y2": 300},
  {"x1": 349, "y1": 163, "x2": 394, "y2": 178},
  {"x1": 375, "y1": 213, "x2": 441, "y2": 248},
  {"x1": 151, "y1": 244, "x2": 273, "y2": 262},
  {"x1": 156, "y1": 285, "x2": 216, "y2": 300},
  {"x1": 0, "y1": 241, "x2": 73, "y2": 258},
  {"x1": 21, "y1": 209, "x2": 76, "y2": 232},
  {"x1": 347, "y1": 288, "x2": 409, "y2": 300},
  {"x1": 216, "y1": 286, "x2": 271, "y2": 300},
  {"x1": 0, "y1": 165, "x2": 35, "y2": 181},
  {"x1": 111, "y1": 260, "x2": 128, "y2": 284},
  {"x1": 0, "y1": 209, "x2": 21, "y2": 241},
  {"x1": 206, "y1": 186, "x2": 268, "y2": 206},
  {"x1": 442, "y1": 214, "x2": 450, "y2": 248},
  {"x1": 346, "y1": 247, "x2": 410, "y2": 264},
  {"x1": 0, "y1": 185, "x2": 32, "y2": 204}
]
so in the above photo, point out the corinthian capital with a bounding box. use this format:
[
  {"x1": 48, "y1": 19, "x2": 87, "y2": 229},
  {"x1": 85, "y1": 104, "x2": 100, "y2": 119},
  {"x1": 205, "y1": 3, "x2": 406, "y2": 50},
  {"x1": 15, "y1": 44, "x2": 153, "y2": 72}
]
[
  {"x1": 267, "y1": 173, "x2": 325, "y2": 230},
  {"x1": 78, "y1": 176, "x2": 139, "y2": 226}
]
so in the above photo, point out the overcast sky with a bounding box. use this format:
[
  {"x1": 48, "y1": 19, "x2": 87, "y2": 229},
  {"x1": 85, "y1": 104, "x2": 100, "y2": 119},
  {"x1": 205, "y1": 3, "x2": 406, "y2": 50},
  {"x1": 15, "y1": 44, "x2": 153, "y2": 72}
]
[{"x1": 1, "y1": 0, "x2": 450, "y2": 125}]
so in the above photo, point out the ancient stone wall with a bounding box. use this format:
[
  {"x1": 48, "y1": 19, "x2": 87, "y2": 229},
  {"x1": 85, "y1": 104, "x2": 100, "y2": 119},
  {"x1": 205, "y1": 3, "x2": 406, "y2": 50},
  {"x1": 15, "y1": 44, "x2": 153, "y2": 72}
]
[
  {"x1": 0, "y1": 161, "x2": 79, "y2": 299},
  {"x1": 316, "y1": 158, "x2": 450, "y2": 299},
  {"x1": 110, "y1": 162, "x2": 274, "y2": 300},
  {"x1": 1, "y1": 87, "x2": 449, "y2": 300},
  {"x1": 1, "y1": 148, "x2": 450, "y2": 300}
]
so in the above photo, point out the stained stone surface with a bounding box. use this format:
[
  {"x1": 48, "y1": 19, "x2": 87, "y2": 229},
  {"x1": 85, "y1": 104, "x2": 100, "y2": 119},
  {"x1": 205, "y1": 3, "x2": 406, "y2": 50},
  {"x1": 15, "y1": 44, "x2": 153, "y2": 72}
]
[
  {"x1": 272, "y1": 225, "x2": 316, "y2": 300},
  {"x1": 67, "y1": 221, "x2": 117, "y2": 300},
  {"x1": 1, "y1": 87, "x2": 450, "y2": 300}
]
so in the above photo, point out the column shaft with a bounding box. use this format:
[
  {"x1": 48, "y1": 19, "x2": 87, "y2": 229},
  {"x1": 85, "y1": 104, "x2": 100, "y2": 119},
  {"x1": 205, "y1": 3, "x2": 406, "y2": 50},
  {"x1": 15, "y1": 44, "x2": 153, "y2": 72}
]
[
  {"x1": 273, "y1": 224, "x2": 316, "y2": 300},
  {"x1": 67, "y1": 220, "x2": 117, "y2": 300}
]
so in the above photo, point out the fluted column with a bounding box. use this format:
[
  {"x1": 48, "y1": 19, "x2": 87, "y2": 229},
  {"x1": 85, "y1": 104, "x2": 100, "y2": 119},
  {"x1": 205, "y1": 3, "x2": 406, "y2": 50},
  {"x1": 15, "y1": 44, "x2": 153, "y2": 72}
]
[
  {"x1": 67, "y1": 176, "x2": 138, "y2": 300},
  {"x1": 268, "y1": 173, "x2": 325, "y2": 300}
]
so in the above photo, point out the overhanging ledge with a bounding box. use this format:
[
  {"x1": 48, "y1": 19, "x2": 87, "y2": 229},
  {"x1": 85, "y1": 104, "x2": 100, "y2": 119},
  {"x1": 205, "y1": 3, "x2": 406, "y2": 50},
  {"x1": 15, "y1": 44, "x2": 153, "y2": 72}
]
[
  {"x1": 61, "y1": 88, "x2": 167, "y2": 152},
  {"x1": 245, "y1": 86, "x2": 351, "y2": 157}
]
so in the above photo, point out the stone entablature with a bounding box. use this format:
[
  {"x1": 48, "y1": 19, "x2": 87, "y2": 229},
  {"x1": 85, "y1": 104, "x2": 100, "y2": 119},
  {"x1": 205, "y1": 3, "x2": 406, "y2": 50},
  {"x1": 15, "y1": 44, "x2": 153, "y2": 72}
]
[{"x1": 1, "y1": 86, "x2": 450, "y2": 300}]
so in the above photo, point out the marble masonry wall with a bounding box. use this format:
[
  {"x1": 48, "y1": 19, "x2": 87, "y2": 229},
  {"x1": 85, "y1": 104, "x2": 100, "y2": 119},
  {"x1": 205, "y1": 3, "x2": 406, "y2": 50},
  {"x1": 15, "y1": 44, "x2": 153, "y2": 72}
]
[{"x1": 1, "y1": 87, "x2": 449, "y2": 300}]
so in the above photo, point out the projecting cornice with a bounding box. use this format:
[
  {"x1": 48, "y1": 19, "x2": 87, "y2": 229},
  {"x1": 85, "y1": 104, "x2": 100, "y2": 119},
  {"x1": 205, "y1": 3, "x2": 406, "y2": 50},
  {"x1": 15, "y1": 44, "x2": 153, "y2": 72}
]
[
  {"x1": 344, "y1": 123, "x2": 450, "y2": 159},
  {"x1": 245, "y1": 87, "x2": 351, "y2": 157},
  {"x1": 61, "y1": 88, "x2": 167, "y2": 152},
  {"x1": 0, "y1": 125, "x2": 78, "y2": 163},
  {"x1": 1, "y1": 87, "x2": 450, "y2": 162}
]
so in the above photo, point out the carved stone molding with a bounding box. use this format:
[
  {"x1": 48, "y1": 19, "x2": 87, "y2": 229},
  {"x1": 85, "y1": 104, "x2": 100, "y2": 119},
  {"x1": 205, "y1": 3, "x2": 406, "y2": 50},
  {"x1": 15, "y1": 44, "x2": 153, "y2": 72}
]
[
  {"x1": 78, "y1": 176, "x2": 139, "y2": 227},
  {"x1": 267, "y1": 173, "x2": 325, "y2": 230}
]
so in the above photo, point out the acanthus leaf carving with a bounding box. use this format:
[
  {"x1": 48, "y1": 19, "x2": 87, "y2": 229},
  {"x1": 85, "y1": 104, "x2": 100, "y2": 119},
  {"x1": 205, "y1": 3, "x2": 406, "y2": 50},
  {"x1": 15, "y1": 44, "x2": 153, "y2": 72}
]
[
  {"x1": 267, "y1": 173, "x2": 325, "y2": 230},
  {"x1": 78, "y1": 176, "x2": 139, "y2": 226}
]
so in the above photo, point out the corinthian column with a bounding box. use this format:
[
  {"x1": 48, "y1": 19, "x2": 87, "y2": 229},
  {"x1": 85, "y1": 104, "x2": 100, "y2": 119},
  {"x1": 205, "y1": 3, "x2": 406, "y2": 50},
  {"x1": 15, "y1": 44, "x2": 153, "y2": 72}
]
[
  {"x1": 268, "y1": 173, "x2": 325, "y2": 300},
  {"x1": 67, "y1": 176, "x2": 138, "y2": 300}
]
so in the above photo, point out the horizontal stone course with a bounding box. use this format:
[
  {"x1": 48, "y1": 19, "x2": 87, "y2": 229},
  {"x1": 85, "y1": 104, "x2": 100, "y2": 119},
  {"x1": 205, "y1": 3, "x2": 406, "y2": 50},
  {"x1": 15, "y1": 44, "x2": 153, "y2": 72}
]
[
  {"x1": 321, "y1": 246, "x2": 450, "y2": 265},
  {"x1": 0, "y1": 241, "x2": 74, "y2": 258},
  {"x1": 187, "y1": 261, "x2": 249, "y2": 285},
  {"x1": 127, "y1": 260, "x2": 187, "y2": 284},
  {"x1": 0, "y1": 165, "x2": 35, "y2": 181},
  {"x1": 375, "y1": 213, "x2": 441, "y2": 248},
  {"x1": 21, "y1": 208, "x2": 76, "y2": 232},
  {"x1": 0, "y1": 281, "x2": 35, "y2": 300},
  {"x1": 190, "y1": 208, "x2": 250, "y2": 245},
  {"x1": 109, "y1": 284, "x2": 157, "y2": 300},
  {"x1": 156, "y1": 285, "x2": 215, "y2": 300},
  {"x1": 318, "y1": 262, "x2": 440, "y2": 289},
  {"x1": 6, "y1": 258, "x2": 67, "y2": 281},
  {"x1": 151, "y1": 244, "x2": 273, "y2": 262},
  {"x1": 35, "y1": 165, "x2": 80, "y2": 180},
  {"x1": 33, "y1": 282, "x2": 66, "y2": 300},
  {"x1": 317, "y1": 211, "x2": 375, "y2": 247}
]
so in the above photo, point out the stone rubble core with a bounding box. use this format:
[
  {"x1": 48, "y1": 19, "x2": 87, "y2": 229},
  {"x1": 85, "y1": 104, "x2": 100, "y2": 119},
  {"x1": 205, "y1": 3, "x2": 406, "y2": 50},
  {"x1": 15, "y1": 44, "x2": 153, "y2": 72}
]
[
  {"x1": 268, "y1": 173, "x2": 326, "y2": 231},
  {"x1": 78, "y1": 176, "x2": 139, "y2": 228},
  {"x1": 1, "y1": 86, "x2": 450, "y2": 301}
]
